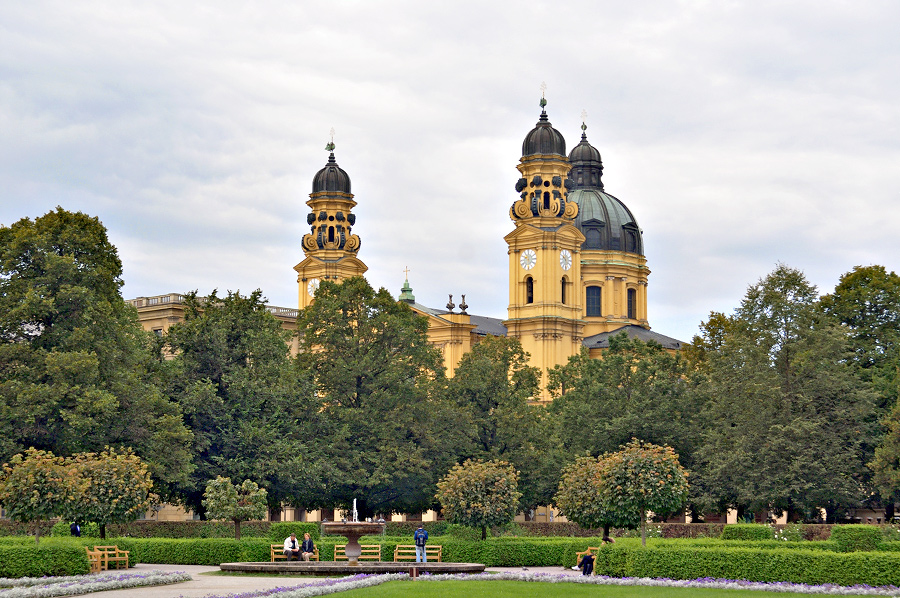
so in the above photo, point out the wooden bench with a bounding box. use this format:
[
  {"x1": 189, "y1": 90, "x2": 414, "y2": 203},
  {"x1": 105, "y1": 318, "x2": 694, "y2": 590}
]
[
  {"x1": 84, "y1": 547, "x2": 103, "y2": 573},
  {"x1": 271, "y1": 544, "x2": 319, "y2": 562},
  {"x1": 393, "y1": 544, "x2": 442, "y2": 562},
  {"x1": 93, "y1": 545, "x2": 129, "y2": 570},
  {"x1": 334, "y1": 544, "x2": 381, "y2": 561}
]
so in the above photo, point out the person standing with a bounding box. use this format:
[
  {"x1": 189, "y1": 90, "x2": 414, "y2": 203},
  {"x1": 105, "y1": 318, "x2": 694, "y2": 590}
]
[
  {"x1": 70, "y1": 522, "x2": 81, "y2": 537},
  {"x1": 413, "y1": 524, "x2": 428, "y2": 563},
  {"x1": 283, "y1": 533, "x2": 302, "y2": 560},
  {"x1": 301, "y1": 532, "x2": 315, "y2": 561}
]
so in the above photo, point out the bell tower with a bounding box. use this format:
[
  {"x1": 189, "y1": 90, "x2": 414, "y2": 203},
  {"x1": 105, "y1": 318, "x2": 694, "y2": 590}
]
[
  {"x1": 503, "y1": 95, "x2": 585, "y2": 401},
  {"x1": 294, "y1": 136, "x2": 367, "y2": 309}
]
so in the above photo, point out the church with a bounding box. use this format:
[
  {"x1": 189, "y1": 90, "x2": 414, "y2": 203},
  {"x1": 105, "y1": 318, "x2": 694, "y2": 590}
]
[
  {"x1": 291, "y1": 96, "x2": 683, "y2": 400},
  {"x1": 127, "y1": 97, "x2": 686, "y2": 521}
]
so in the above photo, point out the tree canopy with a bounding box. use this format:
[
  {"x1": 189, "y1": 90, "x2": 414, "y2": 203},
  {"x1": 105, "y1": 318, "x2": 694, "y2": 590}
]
[
  {"x1": 202, "y1": 476, "x2": 268, "y2": 540},
  {"x1": 297, "y1": 276, "x2": 455, "y2": 517},
  {"x1": 0, "y1": 208, "x2": 192, "y2": 485},
  {"x1": 435, "y1": 459, "x2": 522, "y2": 540},
  {"x1": 164, "y1": 289, "x2": 322, "y2": 514}
]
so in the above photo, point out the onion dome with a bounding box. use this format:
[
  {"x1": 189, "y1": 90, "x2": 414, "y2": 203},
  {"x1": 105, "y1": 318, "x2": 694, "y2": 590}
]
[
  {"x1": 312, "y1": 151, "x2": 351, "y2": 194},
  {"x1": 522, "y1": 97, "x2": 566, "y2": 157},
  {"x1": 567, "y1": 123, "x2": 643, "y2": 255}
]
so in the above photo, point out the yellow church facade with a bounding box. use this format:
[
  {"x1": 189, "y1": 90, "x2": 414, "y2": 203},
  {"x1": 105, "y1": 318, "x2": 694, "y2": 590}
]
[{"x1": 288, "y1": 97, "x2": 681, "y2": 400}]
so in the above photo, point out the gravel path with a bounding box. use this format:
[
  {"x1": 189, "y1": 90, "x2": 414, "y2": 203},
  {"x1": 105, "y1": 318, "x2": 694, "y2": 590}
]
[{"x1": 83, "y1": 563, "x2": 581, "y2": 598}]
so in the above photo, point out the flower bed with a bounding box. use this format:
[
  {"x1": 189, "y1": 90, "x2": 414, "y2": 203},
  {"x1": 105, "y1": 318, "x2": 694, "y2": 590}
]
[{"x1": 0, "y1": 570, "x2": 190, "y2": 597}]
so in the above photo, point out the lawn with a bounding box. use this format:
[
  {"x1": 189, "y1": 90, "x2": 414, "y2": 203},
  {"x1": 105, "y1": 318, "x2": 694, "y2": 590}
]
[{"x1": 336, "y1": 580, "x2": 819, "y2": 597}]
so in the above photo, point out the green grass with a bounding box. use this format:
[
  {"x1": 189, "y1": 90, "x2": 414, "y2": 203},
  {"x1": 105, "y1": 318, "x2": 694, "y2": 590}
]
[{"x1": 337, "y1": 580, "x2": 818, "y2": 597}]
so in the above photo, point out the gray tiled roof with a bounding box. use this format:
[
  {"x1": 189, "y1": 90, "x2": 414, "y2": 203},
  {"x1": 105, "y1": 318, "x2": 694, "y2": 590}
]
[
  {"x1": 405, "y1": 301, "x2": 507, "y2": 337},
  {"x1": 582, "y1": 325, "x2": 685, "y2": 350}
]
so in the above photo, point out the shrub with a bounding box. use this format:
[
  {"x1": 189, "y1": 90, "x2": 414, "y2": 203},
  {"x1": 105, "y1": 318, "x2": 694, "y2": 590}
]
[
  {"x1": 773, "y1": 523, "x2": 805, "y2": 542},
  {"x1": 384, "y1": 521, "x2": 449, "y2": 536},
  {"x1": 0, "y1": 540, "x2": 89, "y2": 577},
  {"x1": 50, "y1": 520, "x2": 101, "y2": 538},
  {"x1": 269, "y1": 522, "x2": 321, "y2": 542},
  {"x1": 831, "y1": 525, "x2": 881, "y2": 552},
  {"x1": 106, "y1": 520, "x2": 272, "y2": 538},
  {"x1": 721, "y1": 524, "x2": 775, "y2": 540}
]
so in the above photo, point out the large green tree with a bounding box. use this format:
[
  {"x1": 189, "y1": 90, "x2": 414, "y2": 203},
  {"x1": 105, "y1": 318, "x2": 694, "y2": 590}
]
[
  {"x1": 297, "y1": 276, "x2": 455, "y2": 517},
  {"x1": 695, "y1": 264, "x2": 880, "y2": 521},
  {"x1": 447, "y1": 336, "x2": 553, "y2": 510},
  {"x1": 164, "y1": 289, "x2": 322, "y2": 515},
  {"x1": 548, "y1": 335, "x2": 699, "y2": 486},
  {"x1": 0, "y1": 208, "x2": 192, "y2": 486}
]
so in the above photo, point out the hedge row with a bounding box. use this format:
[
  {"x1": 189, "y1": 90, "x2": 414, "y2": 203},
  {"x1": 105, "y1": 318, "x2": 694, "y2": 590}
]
[
  {"x1": 594, "y1": 544, "x2": 900, "y2": 586},
  {"x1": 0, "y1": 541, "x2": 89, "y2": 577}
]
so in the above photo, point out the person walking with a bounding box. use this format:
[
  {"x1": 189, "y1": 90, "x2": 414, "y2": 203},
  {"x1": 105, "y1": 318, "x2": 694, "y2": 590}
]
[{"x1": 413, "y1": 524, "x2": 428, "y2": 563}]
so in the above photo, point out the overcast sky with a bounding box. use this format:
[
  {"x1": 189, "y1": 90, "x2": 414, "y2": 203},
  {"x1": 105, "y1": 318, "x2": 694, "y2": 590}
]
[{"x1": 2, "y1": 1, "x2": 898, "y2": 343}]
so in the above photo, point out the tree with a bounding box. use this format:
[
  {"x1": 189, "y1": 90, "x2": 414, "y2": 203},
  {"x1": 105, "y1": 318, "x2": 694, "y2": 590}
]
[
  {"x1": 695, "y1": 264, "x2": 880, "y2": 521},
  {"x1": 548, "y1": 335, "x2": 699, "y2": 491},
  {"x1": 447, "y1": 336, "x2": 553, "y2": 510},
  {"x1": 0, "y1": 208, "x2": 193, "y2": 486},
  {"x1": 65, "y1": 447, "x2": 154, "y2": 539},
  {"x1": 435, "y1": 459, "x2": 522, "y2": 540},
  {"x1": 0, "y1": 448, "x2": 82, "y2": 543},
  {"x1": 164, "y1": 289, "x2": 322, "y2": 515},
  {"x1": 297, "y1": 276, "x2": 455, "y2": 517},
  {"x1": 202, "y1": 476, "x2": 268, "y2": 540},
  {"x1": 554, "y1": 455, "x2": 639, "y2": 538},
  {"x1": 602, "y1": 440, "x2": 689, "y2": 546}
]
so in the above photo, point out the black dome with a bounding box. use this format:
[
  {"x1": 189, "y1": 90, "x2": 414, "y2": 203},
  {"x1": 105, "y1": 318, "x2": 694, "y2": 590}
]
[
  {"x1": 522, "y1": 109, "x2": 566, "y2": 157},
  {"x1": 312, "y1": 153, "x2": 351, "y2": 193},
  {"x1": 567, "y1": 128, "x2": 642, "y2": 255},
  {"x1": 568, "y1": 129, "x2": 604, "y2": 190}
]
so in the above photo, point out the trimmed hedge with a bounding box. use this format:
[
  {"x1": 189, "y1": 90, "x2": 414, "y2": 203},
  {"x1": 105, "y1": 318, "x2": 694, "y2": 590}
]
[
  {"x1": 107, "y1": 520, "x2": 272, "y2": 538},
  {"x1": 831, "y1": 525, "x2": 881, "y2": 552},
  {"x1": 594, "y1": 544, "x2": 900, "y2": 586},
  {"x1": 269, "y1": 522, "x2": 320, "y2": 541},
  {"x1": 721, "y1": 524, "x2": 775, "y2": 540},
  {"x1": 0, "y1": 541, "x2": 90, "y2": 577}
]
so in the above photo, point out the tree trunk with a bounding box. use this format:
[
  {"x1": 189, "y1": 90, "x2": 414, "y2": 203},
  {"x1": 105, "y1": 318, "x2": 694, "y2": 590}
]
[
  {"x1": 481, "y1": 525, "x2": 487, "y2": 541},
  {"x1": 234, "y1": 519, "x2": 242, "y2": 540},
  {"x1": 100, "y1": 524, "x2": 107, "y2": 539},
  {"x1": 640, "y1": 509, "x2": 647, "y2": 547},
  {"x1": 34, "y1": 524, "x2": 40, "y2": 545}
]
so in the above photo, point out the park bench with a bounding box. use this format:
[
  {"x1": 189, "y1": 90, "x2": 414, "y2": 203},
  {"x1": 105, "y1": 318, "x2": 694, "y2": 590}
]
[
  {"x1": 84, "y1": 547, "x2": 103, "y2": 574},
  {"x1": 93, "y1": 545, "x2": 130, "y2": 570},
  {"x1": 334, "y1": 544, "x2": 381, "y2": 561},
  {"x1": 270, "y1": 543, "x2": 319, "y2": 562},
  {"x1": 393, "y1": 544, "x2": 442, "y2": 562}
]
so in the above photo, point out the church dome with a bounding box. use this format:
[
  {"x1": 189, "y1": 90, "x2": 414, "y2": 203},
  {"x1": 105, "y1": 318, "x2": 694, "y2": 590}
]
[
  {"x1": 312, "y1": 152, "x2": 351, "y2": 193},
  {"x1": 522, "y1": 101, "x2": 566, "y2": 157},
  {"x1": 567, "y1": 126, "x2": 643, "y2": 255}
]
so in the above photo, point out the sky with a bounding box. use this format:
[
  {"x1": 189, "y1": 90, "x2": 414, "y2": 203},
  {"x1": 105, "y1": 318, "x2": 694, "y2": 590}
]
[{"x1": 2, "y1": 1, "x2": 899, "y2": 343}]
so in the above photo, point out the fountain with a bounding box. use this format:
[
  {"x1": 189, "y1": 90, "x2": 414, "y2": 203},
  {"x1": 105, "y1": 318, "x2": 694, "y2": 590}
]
[{"x1": 321, "y1": 500, "x2": 384, "y2": 565}]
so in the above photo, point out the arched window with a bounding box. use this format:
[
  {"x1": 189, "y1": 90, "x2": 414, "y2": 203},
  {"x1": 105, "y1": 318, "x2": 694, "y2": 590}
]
[
  {"x1": 526, "y1": 277, "x2": 534, "y2": 304},
  {"x1": 543, "y1": 191, "x2": 550, "y2": 210},
  {"x1": 328, "y1": 226, "x2": 335, "y2": 243},
  {"x1": 627, "y1": 288, "x2": 636, "y2": 319},
  {"x1": 586, "y1": 286, "x2": 601, "y2": 317},
  {"x1": 561, "y1": 277, "x2": 567, "y2": 304}
]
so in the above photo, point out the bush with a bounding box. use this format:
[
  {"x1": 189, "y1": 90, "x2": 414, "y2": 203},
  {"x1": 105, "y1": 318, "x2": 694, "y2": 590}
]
[
  {"x1": 50, "y1": 520, "x2": 101, "y2": 538},
  {"x1": 0, "y1": 540, "x2": 89, "y2": 577},
  {"x1": 269, "y1": 522, "x2": 320, "y2": 542},
  {"x1": 444, "y1": 524, "x2": 483, "y2": 541},
  {"x1": 721, "y1": 524, "x2": 775, "y2": 540},
  {"x1": 831, "y1": 525, "x2": 881, "y2": 552}
]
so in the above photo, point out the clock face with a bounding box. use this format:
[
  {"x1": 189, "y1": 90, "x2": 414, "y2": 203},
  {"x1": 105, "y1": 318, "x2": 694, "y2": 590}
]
[
  {"x1": 559, "y1": 249, "x2": 572, "y2": 271},
  {"x1": 307, "y1": 278, "x2": 320, "y2": 297},
  {"x1": 519, "y1": 249, "x2": 537, "y2": 270}
]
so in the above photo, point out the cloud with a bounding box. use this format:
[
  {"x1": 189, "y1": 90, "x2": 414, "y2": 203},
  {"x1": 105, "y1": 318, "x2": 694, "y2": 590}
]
[{"x1": 1, "y1": 0, "x2": 898, "y2": 343}]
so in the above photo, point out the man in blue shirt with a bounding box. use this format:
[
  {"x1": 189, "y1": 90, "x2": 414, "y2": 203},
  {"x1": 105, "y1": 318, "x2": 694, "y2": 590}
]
[{"x1": 413, "y1": 525, "x2": 428, "y2": 563}]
